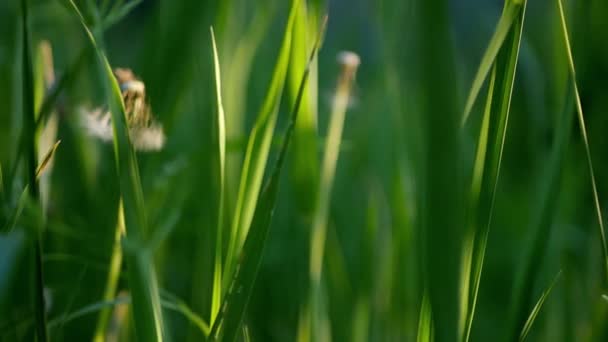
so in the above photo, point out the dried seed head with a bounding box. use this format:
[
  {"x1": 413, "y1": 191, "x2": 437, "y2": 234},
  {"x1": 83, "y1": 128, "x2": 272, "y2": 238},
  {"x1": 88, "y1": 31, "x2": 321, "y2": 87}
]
[
  {"x1": 80, "y1": 68, "x2": 165, "y2": 151},
  {"x1": 337, "y1": 51, "x2": 361, "y2": 69}
]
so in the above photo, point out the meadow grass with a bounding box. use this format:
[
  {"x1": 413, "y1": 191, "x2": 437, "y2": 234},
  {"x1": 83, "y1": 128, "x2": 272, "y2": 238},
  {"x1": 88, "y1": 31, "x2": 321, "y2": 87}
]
[{"x1": 1, "y1": 0, "x2": 608, "y2": 341}]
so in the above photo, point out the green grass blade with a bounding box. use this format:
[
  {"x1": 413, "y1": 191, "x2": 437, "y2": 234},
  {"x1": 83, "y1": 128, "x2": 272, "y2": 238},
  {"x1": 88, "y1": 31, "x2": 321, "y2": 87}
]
[
  {"x1": 223, "y1": 0, "x2": 301, "y2": 289},
  {"x1": 461, "y1": 2, "x2": 521, "y2": 126},
  {"x1": 461, "y1": 2, "x2": 527, "y2": 340},
  {"x1": 519, "y1": 271, "x2": 562, "y2": 341},
  {"x1": 417, "y1": 292, "x2": 434, "y2": 342},
  {"x1": 20, "y1": 0, "x2": 47, "y2": 340},
  {"x1": 210, "y1": 15, "x2": 324, "y2": 341},
  {"x1": 35, "y1": 140, "x2": 60, "y2": 179},
  {"x1": 557, "y1": 0, "x2": 608, "y2": 279},
  {"x1": 210, "y1": 25, "x2": 227, "y2": 326},
  {"x1": 65, "y1": 1, "x2": 165, "y2": 340}
]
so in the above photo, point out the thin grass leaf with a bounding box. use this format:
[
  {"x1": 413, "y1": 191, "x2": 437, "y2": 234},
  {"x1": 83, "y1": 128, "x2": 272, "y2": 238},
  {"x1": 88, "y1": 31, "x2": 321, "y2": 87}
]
[
  {"x1": 461, "y1": 1, "x2": 521, "y2": 125},
  {"x1": 210, "y1": 13, "x2": 325, "y2": 341},
  {"x1": 223, "y1": 0, "x2": 301, "y2": 289},
  {"x1": 417, "y1": 292, "x2": 434, "y2": 342},
  {"x1": 210, "y1": 25, "x2": 227, "y2": 326},
  {"x1": 519, "y1": 271, "x2": 562, "y2": 341},
  {"x1": 65, "y1": 1, "x2": 165, "y2": 340},
  {"x1": 102, "y1": 0, "x2": 143, "y2": 29},
  {"x1": 35, "y1": 140, "x2": 60, "y2": 179},
  {"x1": 48, "y1": 297, "x2": 131, "y2": 330},
  {"x1": 557, "y1": 0, "x2": 608, "y2": 279}
]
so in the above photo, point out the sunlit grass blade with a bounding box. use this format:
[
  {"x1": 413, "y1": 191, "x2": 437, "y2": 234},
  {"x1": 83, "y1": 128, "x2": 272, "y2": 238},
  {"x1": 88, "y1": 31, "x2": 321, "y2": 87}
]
[
  {"x1": 557, "y1": 0, "x2": 608, "y2": 279},
  {"x1": 210, "y1": 14, "x2": 324, "y2": 341},
  {"x1": 223, "y1": 0, "x2": 301, "y2": 289},
  {"x1": 417, "y1": 292, "x2": 433, "y2": 342},
  {"x1": 461, "y1": 1, "x2": 521, "y2": 126},
  {"x1": 210, "y1": 25, "x2": 227, "y2": 326},
  {"x1": 519, "y1": 271, "x2": 562, "y2": 341},
  {"x1": 66, "y1": 1, "x2": 165, "y2": 340}
]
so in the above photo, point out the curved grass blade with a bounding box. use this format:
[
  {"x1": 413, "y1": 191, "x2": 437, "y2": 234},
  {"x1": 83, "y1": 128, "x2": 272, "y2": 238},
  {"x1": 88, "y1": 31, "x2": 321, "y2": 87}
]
[
  {"x1": 557, "y1": 0, "x2": 608, "y2": 279},
  {"x1": 223, "y1": 0, "x2": 301, "y2": 289},
  {"x1": 210, "y1": 25, "x2": 227, "y2": 326},
  {"x1": 461, "y1": 2, "x2": 521, "y2": 126},
  {"x1": 35, "y1": 140, "x2": 60, "y2": 179},
  {"x1": 65, "y1": 1, "x2": 165, "y2": 340},
  {"x1": 210, "y1": 14, "x2": 325, "y2": 341},
  {"x1": 519, "y1": 271, "x2": 562, "y2": 341}
]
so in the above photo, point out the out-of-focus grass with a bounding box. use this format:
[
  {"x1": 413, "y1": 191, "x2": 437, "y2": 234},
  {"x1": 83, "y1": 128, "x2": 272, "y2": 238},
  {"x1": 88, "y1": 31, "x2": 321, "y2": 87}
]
[{"x1": 2, "y1": 0, "x2": 608, "y2": 341}]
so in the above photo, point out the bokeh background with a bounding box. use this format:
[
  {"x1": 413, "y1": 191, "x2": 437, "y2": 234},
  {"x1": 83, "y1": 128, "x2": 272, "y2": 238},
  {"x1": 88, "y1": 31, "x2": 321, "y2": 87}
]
[{"x1": 1, "y1": 0, "x2": 608, "y2": 341}]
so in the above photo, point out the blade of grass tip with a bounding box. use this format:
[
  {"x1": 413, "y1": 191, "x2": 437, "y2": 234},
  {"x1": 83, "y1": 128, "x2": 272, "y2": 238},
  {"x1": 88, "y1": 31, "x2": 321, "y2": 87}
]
[
  {"x1": 519, "y1": 271, "x2": 562, "y2": 341},
  {"x1": 66, "y1": 1, "x2": 165, "y2": 340},
  {"x1": 210, "y1": 14, "x2": 324, "y2": 341},
  {"x1": 210, "y1": 25, "x2": 227, "y2": 326},
  {"x1": 417, "y1": 291, "x2": 434, "y2": 342},
  {"x1": 223, "y1": 0, "x2": 301, "y2": 289},
  {"x1": 557, "y1": 0, "x2": 608, "y2": 279},
  {"x1": 461, "y1": 1, "x2": 521, "y2": 126},
  {"x1": 308, "y1": 49, "x2": 359, "y2": 341},
  {"x1": 21, "y1": 0, "x2": 48, "y2": 340}
]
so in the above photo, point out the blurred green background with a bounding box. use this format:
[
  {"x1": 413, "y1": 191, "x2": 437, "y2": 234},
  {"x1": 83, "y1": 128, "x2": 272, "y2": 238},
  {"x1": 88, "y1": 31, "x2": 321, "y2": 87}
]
[{"x1": 1, "y1": 0, "x2": 608, "y2": 341}]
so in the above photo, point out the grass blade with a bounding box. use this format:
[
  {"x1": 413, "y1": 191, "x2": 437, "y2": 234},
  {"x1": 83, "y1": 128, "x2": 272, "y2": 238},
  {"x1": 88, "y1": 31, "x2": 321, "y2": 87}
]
[
  {"x1": 65, "y1": 1, "x2": 165, "y2": 340},
  {"x1": 461, "y1": 1, "x2": 527, "y2": 340},
  {"x1": 210, "y1": 14, "x2": 324, "y2": 341},
  {"x1": 210, "y1": 25, "x2": 227, "y2": 326},
  {"x1": 519, "y1": 271, "x2": 562, "y2": 341},
  {"x1": 223, "y1": 0, "x2": 300, "y2": 289},
  {"x1": 417, "y1": 292, "x2": 434, "y2": 342},
  {"x1": 461, "y1": 2, "x2": 521, "y2": 126},
  {"x1": 557, "y1": 0, "x2": 608, "y2": 279}
]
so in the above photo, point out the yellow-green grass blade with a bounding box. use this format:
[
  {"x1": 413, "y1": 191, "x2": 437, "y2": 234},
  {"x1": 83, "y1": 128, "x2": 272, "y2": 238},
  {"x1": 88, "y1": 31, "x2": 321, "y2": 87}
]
[
  {"x1": 417, "y1": 292, "x2": 434, "y2": 342},
  {"x1": 223, "y1": 0, "x2": 301, "y2": 289},
  {"x1": 210, "y1": 14, "x2": 324, "y2": 341},
  {"x1": 288, "y1": 2, "x2": 322, "y2": 215},
  {"x1": 66, "y1": 1, "x2": 165, "y2": 340},
  {"x1": 461, "y1": 1, "x2": 521, "y2": 126},
  {"x1": 210, "y1": 25, "x2": 227, "y2": 326},
  {"x1": 519, "y1": 271, "x2": 562, "y2": 341},
  {"x1": 557, "y1": 0, "x2": 608, "y2": 279},
  {"x1": 461, "y1": 2, "x2": 527, "y2": 340}
]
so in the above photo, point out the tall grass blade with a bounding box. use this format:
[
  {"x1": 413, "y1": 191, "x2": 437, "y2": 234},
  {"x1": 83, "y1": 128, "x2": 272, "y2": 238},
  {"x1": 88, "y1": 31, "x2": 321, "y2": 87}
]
[
  {"x1": 461, "y1": 1, "x2": 527, "y2": 340},
  {"x1": 223, "y1": 0, "x2": 300, "y2": 289},
  {"x1": 557, "y1": 0, "x2": 608, "y2": 279},
  {"x1": 210, "y1": 25, "x2": 226, "y2": 326},
  {"x1": 519, "y1": 271, "x2": 562, "y2": 341},
  {"x1": 461, "y1": 2, "x2": 521, "y2": 126},
  {"x1": 210, "y1": 16, "x2": 323, "y2": 341},
  {"x1": 66, "y1": 1, "x2": 165, "y2": 340}
]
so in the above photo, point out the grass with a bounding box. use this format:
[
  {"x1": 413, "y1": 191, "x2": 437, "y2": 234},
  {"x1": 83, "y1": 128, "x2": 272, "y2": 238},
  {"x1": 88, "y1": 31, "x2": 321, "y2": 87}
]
[{"x1": 1, "y1": 0, "x2": 608, "y2": 341}]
